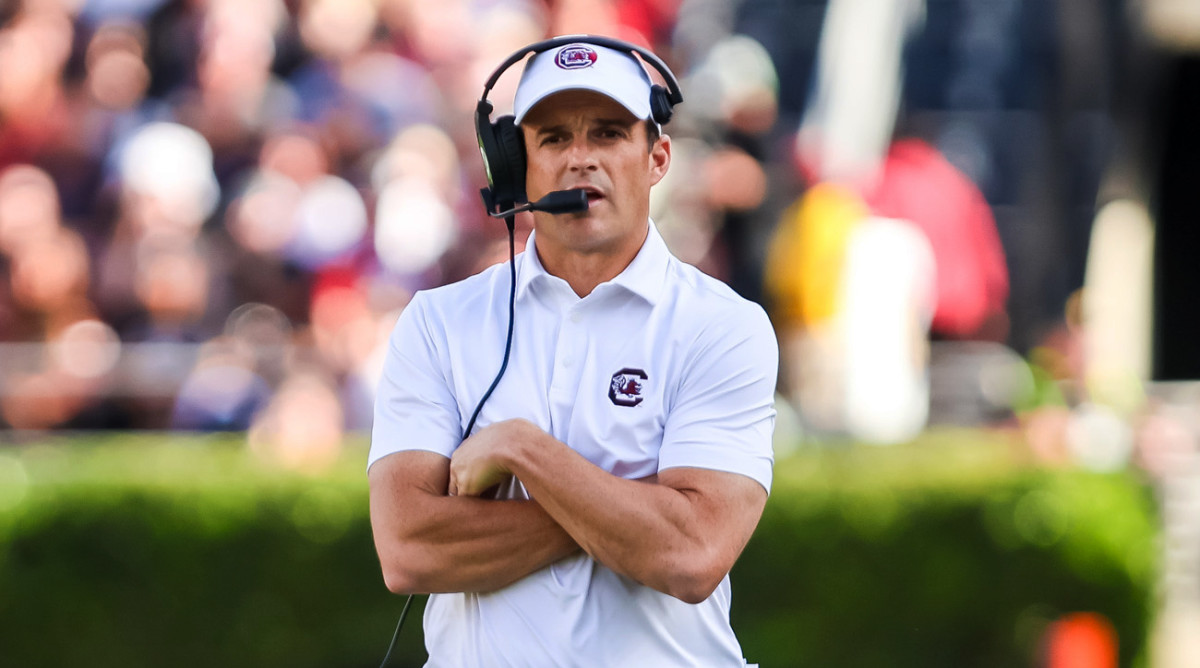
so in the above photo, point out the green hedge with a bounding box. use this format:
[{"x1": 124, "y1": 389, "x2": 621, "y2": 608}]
[
  {"x1": 734, "y1": 432, "x2": 1159, "y2": 668},
  {"x1": 0, "y1": 430, "x2": 1159, "y2": 668}
]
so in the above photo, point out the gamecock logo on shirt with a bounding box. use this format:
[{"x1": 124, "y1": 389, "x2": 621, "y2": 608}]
[{"x1": 609, "y1": 368, "x2": 647, "y2": 407}]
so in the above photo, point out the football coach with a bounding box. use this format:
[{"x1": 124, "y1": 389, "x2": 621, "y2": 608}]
[{"x1": 368, "y1": 34, "x2": 779, "y2": 667}]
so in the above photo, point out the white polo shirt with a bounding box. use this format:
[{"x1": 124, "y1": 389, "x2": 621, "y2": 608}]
[{"x1": 370, "y1": 220, "x2": 778, "y2": 668}]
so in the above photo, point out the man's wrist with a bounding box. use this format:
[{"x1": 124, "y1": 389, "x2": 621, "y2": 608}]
[{"x1": 500, "y1": 418, "x2": 549, "y2": 476}]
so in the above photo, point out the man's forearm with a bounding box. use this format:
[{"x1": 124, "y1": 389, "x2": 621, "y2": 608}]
[
  {"x1": 369, "y1": 454, "x2": 579, "y2": 594},
  {"x1": 503, "y1": 440, "x2": 704, "y2": 600},
  {"x1": 382, "y1": 496, "x2": 576, "y2": 594}
]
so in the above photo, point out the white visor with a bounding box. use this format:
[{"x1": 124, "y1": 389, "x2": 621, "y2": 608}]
[{"x1": 513, "y1": 42, "x2": 654, "y2": 124}]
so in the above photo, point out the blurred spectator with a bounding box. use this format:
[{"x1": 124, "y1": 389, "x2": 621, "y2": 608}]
[
  {"x1": 169, "y1": 302, "x2": 291, "y2": 431},
  {"x1": 96, "y1": 121, "x2": 221, "y2": 337},
  {"x1": 221, "y1": 127, "x2": 325, "y2": 324},
  {"x1": 764, "y1": 183, "x2": 864, "y2": 435},
  {"x1": 864, "y1": 137, "x2": 1009, "y2": 342},
  {"x1": 0, "y1": 165, "x2": 63, "y2": 258},
  {"x1": 170, "y1": 336, "x2": 271, "y2": 431},
  {"x1": 9, "y1": 227, "x2": 96, "y2": 341},
  {"x1": 248, "y1": 369, "x2": 345, "y2": 473},
  {"x1": 0, "y1": 6, "x2": 74, "y2": 166},
  {"x1": 83, "y1": 21, "x2": 152, "y2": 115},
  {"x1": 175, "y1": 0, "x2": 296, "y2": 179},
  {"x1": 128, "y1": 236, "x2": 212, "y2": 342},
  {"x1": 764, "y1": 181, "x2": 937, "y2": 443}
]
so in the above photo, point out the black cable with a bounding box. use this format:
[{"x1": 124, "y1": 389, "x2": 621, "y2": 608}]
[
  {"x1": 464, "y1": 216, "x2": 519, "y2": 438},
  {"x1": 379, "y1": 216, "x2": 519, "y2": 668},
  {"x1": 377, "y1": 593, "x2": 413, "y2": 668}
]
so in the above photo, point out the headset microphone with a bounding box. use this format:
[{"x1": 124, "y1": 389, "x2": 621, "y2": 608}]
[{"x1": 485, "y1": 188, "x2": 590, "y2": 219}]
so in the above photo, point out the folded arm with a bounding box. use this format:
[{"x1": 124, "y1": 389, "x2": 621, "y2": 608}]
[
  {"x1": 449, "y1": 420, "x2": 767, "y2": 604},
  {"x1": 369, "y1": 449, "x2": 579, "y2": 595}
]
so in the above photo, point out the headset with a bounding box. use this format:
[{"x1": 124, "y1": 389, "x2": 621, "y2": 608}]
[
  {"x1": 379, "y1": 36, "x2": 684, "y2": 668},
  {"x1": 475, "y1": 34, "x2": 685, "y2": 215}
]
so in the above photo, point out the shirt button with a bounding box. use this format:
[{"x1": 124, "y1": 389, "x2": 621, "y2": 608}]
[
  {"x1": 569, "y1": 312, "x2": 582, "y2": 324},
  {"x1": 562, "y1": 357, "x2": 573, "y2": 368}
]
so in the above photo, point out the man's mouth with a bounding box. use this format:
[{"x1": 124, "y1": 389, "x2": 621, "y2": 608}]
[{"x1": 574, "y1": 186, "x2": 605, "y2": 204}]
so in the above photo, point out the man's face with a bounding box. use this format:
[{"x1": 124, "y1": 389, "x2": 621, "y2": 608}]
[{"x1": 520, "y1": 89, "x2": 670, "y2": 261}]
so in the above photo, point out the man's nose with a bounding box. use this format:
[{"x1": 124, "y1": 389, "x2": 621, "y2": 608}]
[{"x1": 565, "y1": 137, "x2": 598, "y2": 172}]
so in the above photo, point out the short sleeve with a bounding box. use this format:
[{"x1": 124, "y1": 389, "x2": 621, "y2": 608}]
[
  {"x1": 368, "y1": 294, "x2": 463, "y2": 471},
  {"x1": 658, "y1": 303, "x2": 778, "y2": 493}
]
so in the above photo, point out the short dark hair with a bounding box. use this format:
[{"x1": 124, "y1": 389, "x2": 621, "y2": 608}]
[{"x1": 645, "y1": 120, "x2": 661, "y2": 151}]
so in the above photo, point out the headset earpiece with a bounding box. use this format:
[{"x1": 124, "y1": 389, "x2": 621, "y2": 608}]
[
  {"x1": 649, "y1": 84, "x2": 673, "y2": 126},
  {"x1": 492, "y1": 116, "x2": 526, "y2": 205},
  {"x1": 475, "y1": 101, "x2": 527, "y2": 209}
]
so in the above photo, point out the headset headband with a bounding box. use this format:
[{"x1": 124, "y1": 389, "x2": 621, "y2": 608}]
[{"x1": 478, "y1": 34, "x2": 684, "y2": 111}]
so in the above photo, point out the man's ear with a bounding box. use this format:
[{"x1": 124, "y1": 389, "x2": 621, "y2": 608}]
[{"x1": 649, "y1": 134, "x2": 671, "y2": 187}]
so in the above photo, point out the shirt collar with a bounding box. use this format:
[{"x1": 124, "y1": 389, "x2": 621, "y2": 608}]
[{"x1": 515, "y1": 219, "x2": 670, "y2": 305}]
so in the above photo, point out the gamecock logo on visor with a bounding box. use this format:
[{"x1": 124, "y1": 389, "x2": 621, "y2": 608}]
[
  {"x1": 555, "y1": 45, "x2": 598, "y2": 70},
  {"x1": 609, "y1": 368, "x2": 647, "y2": 407}
]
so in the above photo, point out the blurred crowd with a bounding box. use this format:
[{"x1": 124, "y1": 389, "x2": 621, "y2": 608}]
[
  {"x1": 0, "y1": 0, "x2": 1173, "y2": 473},
  {"x1": 0, "y1": 0, "x2": 795, "y2": 457}
]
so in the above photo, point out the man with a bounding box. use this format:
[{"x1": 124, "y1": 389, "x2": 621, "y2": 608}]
[{"x1": 368, "y1": 37, "x2": 778, "y2": 667}]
